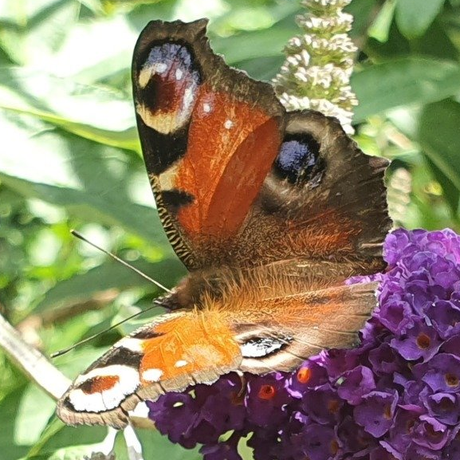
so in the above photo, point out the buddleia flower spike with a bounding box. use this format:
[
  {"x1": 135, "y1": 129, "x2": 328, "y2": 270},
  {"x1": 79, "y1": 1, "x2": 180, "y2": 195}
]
[{"x1": 273, "y1": 0, "x2": 358, "y2": 134}]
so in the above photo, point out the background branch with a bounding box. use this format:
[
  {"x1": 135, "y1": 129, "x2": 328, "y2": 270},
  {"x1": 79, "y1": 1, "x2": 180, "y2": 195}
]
[{"x1": 0, "y1": 312, "x2": 70, "y2": 400}]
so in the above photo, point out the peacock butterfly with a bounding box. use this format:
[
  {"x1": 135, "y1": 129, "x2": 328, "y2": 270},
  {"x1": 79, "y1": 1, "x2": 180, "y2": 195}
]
[{"x1": 56, "y1": 18, "x2": 391, "y2": 429}]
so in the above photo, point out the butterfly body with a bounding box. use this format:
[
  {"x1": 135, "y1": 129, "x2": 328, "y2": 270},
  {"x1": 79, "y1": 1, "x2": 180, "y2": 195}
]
[{"x1": 57, "y1": 18, "x2": 390, "y2": 429}]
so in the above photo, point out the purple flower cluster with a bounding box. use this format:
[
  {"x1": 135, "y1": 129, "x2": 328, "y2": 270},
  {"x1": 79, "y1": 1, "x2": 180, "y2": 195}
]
[{"x1": 147, "y1": 229, "x2": 460, "y2": 459}]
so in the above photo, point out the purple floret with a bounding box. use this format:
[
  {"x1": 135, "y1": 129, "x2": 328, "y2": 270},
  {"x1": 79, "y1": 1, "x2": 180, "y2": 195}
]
[{"x1": 147, "y1": 229, "x2": 460, "y2": 459}]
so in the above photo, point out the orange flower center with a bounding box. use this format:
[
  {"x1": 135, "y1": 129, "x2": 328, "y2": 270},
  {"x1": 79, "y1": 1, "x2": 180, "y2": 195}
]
[
  {"x1": 416, "y1": 333, "x2": 431, "y2": 349},
  {"x1": 445, "y1": 373, "x2": 459, "y2": 387},
  {"x1": 297, "y1": 367, "x2": 312, "y2": 384},
  {"x1": 258, "y1": 384, "x2": 276, "y2": 400}
]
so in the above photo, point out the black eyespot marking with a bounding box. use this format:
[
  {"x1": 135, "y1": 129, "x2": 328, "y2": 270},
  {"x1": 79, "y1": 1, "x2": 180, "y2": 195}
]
[
  {"x1": 85, "y1": 347, "x2": 142, "y2": 373},
  {"x1": 162, "y1": 189, "x2": 194, "y2": 212},
  {"x1": 79, "y1": 377, "x2": 105, "y2": 394},
  {"x1": 132, "y1": 329, "x2": 165, "y2": 340},
  {"x1": 139, "y1": 124, "x2": 189, "y2": 175},
  {"x1": 138, "y1": 42, "x2": 202, "y2": 115},
  {"x1": 240, "y1": 336, "x2": 290, "y2": 358},
  {"x1": 274, "y1": 133, "x2": 325, "y2": 187}
]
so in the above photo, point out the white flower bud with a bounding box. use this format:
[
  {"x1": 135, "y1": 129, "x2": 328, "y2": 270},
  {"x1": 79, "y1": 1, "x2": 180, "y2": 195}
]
[{"x1": 273, "y1": 0, "x2": 358, "y2": 133}]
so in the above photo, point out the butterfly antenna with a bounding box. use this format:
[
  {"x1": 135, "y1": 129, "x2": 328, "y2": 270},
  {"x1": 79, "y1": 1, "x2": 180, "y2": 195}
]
[
  {"x1": 70, "y1": 229, "x2": 172, "y2": 294},
  {"x1": 50, "y1": 299, "x2": 166, "y2": 358}
]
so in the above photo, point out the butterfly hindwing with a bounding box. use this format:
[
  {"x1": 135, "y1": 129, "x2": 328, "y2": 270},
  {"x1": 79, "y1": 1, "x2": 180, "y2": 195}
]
[
  {"x1": 57, "y1": 310, "x2": 242, "y2": 428},
  {"x1": 57, "y1": 271, "x2": 377, "y2": 428},
  {"x1": 238, "y1": 111, "x2": 390, "y2": 273}
]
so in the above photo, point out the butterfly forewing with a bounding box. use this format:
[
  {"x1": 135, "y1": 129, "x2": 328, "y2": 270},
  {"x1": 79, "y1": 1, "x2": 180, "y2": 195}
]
[
  {"x1": 132, "y1": 19, "x2": 284, "y2": 269},
  {"x1": 133, "y1": 20, "x2": 389, "y2": 272}
]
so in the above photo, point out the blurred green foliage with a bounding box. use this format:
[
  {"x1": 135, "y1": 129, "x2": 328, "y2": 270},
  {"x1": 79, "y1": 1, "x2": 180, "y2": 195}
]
[{"x1": 1, "y1": 0, "x2": 460, "y2": 458}]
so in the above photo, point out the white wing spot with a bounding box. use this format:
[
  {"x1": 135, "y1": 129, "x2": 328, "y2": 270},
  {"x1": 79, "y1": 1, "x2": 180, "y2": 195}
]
[
  {"x1": 203, "y1": 103, "x2": 212, "y2": 113},
  {"x1": 115, "y1": 337, "x2": 143, "y2": 353},
  {"x1": 175, "y1": 360, "x2": 188, "y2": 368},
  {"x1": 183, "y1": 86, "x2": 195, "y2": 112},
  {"x1": 224, "y1": 119, "x2": 234, "y2": 129},
  {"x1": 152, "y1": 62, "x2": 167, "y2": 74},
  {"x1": 70, "y1": 365, "x2": 140, "y2": 413},
  {"x1": 175, "y1": 68, "x2": 183, "y2": 80},
  {"x1": 142, "y1": 368, "x2": 163, "y2": 382},
  {"x1": 241, "y1": 338, "x2": 284, "y2": 358}
]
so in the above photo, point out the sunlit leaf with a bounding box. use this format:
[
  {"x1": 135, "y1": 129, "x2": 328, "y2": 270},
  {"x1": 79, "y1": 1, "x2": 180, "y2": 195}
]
[
  {"x1": 35, "y1": 257, "x2": 184, "y2": 313},
  {"x1": 419, "y1": 99, "x2": 460, "y2": 210},
  {"x1": 0, "y1": 0, "x2": 79, "y2": 65},
  {"x1": 353, "y1": 58, "x2": 460, "y2": 122},
  {"x1": 395, "y1": 0, "x2": 445, "y2": 39},
  {"x1": 0, "y1": 112, "x2": 167, "y2": 245},
  {"x1": 368, "y1": 0, "x2": 396, "y2": 42},
  {"x1": 0, "y1": 68, "x2": 138, "y2": 150}
]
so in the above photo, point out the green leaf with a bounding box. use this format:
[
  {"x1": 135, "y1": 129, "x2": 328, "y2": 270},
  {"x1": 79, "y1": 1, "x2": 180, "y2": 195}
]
[
  {"x1": 419, "y1": 99, "x2": 460, "y2": 207},
  {"x1": 136, "y1": 429, "x2": 202, "y2": 460},
  {"x1": 0, "y1": 0, "x2": 80, "y2": 65},
  {"x1": 26, "y1": 417, "x2": 106, "y2": 459},
  {"x1": 367, "y1": 20, "x2": 459, "y2": 61},
  {"x1": 352, "y1": 58, "x2": 460, "y2": 122},
  {"x1": 424, "y1": 155, "x2": 459, "y2": 217},
  {"x1": 35, "y1": 257, "x2": 185, "y2": 313},
  {"x1": 368, "y1": 0, "x2": 396, "y2": 42},
  {"x1": 0, "y1": 112, "x2": 170, "y2": 246},
  {"x1": 396, "y1": 0, "x2": 445, "y2": 39},
  {"x1": 0, "y1": 385, "x2": 29, "y2": 460},
  {"x1": 238, "y1": 56, "x2": 285, "y2": 81},
  {"x1": 1, "y1": 171, "x2": 172, "y2": 249},
  {"x1": 0, "y1": 68, "x2": 138, "y2": 150},
  {"x1": 345, "y1": 0, "x2": 380, "y2": 38},
  {"x1": 16, "y1": 385, "x2": 56, "y2": 445},
  {"x1": 212, "y1": 28, "x2": 293, "y2": 65}
]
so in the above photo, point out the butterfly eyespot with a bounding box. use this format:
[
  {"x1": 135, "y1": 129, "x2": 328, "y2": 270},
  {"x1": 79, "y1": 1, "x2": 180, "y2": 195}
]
[
  {"x1": 80, "y1": 375, "x2": 119, "y2": 393},
  {"x1": 274, "y1": 133, "x2": 325, "y2": 187},
  {"x1": 136, "y1": 42, "x2": 202, "y2": 134},
  {"x1": 240, "y1": 336, "x2": 287, "y2": 358},
  {"x1": 139, "y1": 42, "x2": 200, "y2": 88}
]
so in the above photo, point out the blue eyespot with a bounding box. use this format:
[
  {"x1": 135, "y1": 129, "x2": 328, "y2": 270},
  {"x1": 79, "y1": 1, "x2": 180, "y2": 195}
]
[
  {"x1": 145, "y1": 43, "x2": 195, "y2": 75},
  {"x1": 274, "y1": 134, "x2": 324, "y2": 186}
]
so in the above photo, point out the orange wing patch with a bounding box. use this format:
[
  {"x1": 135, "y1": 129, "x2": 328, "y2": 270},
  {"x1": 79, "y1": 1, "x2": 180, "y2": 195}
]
[
  {"x1": 175, "y1": 85, "x2": 282, "y2": 239},
  {"x1": 57, "y1": 310, "x2": 242, "y2": 428},
  {"x1": 139, "y1": 310, "x2": 242, "y2": 384}
]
